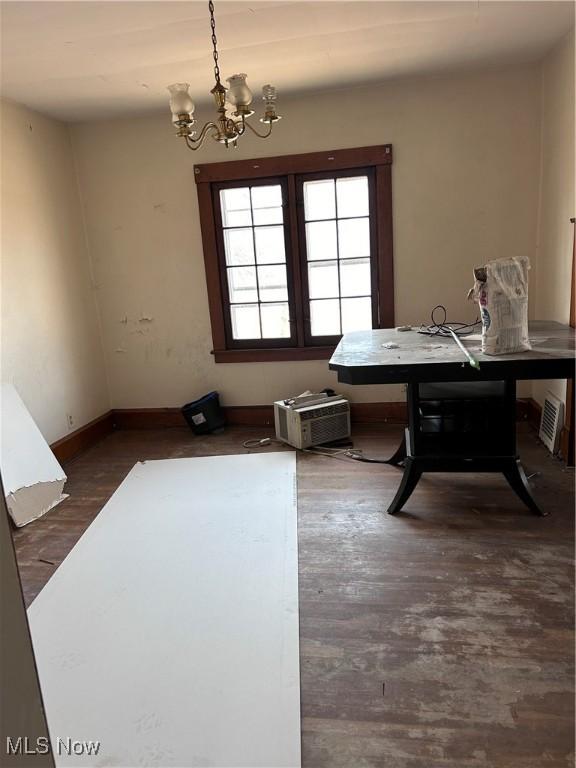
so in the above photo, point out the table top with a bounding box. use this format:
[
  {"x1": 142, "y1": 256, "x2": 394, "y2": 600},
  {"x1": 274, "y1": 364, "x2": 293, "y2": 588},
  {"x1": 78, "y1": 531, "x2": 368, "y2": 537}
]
[{"x1": 329, "y1": 321, "x2": 576, "y2": 385}]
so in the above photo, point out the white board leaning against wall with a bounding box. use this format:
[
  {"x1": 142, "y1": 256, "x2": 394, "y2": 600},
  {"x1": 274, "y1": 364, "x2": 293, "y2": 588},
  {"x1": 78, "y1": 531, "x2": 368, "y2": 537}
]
[{"x1": 0, "y1": 382, "x2": 67, "y2": 526}]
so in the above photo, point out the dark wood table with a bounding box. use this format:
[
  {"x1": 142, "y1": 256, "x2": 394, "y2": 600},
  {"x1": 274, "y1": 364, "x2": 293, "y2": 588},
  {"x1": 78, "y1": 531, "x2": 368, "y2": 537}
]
[{"x1": 329, "y1": 321, "x2": 575, "y2": 516}]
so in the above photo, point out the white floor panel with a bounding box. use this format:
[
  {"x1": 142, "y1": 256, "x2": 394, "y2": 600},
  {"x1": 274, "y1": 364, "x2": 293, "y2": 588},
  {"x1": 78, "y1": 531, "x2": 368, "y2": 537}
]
[{"x1": 28, "y1": 452, "x2": 300, "y2": 768}]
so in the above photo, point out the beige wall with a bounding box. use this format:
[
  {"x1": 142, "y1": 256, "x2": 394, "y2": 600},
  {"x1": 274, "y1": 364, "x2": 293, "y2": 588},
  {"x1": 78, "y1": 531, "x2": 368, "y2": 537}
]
[
  {"x1": 71, "y1": 64, "x2": 541, "y2": 408},
  {"x1": 533, "y1": 28, "x2": 575, "y2": 409},
  {"x1": 1, "y1": 100, "x2": 109, "y2": 443}
]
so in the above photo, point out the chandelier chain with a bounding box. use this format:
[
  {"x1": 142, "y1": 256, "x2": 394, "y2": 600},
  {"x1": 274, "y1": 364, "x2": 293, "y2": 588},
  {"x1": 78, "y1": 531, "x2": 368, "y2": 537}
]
[
  {"x1": 168, "y1": 0, "x2": 280, "y2": 150},
  {"x1": 209, "y1": 0, "x2": 221, "y2": 85}
]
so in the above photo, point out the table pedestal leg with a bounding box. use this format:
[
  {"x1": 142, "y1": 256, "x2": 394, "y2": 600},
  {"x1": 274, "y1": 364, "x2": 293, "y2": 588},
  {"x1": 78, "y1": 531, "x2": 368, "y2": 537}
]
[
  {"x1": 383, "y1": 381, "x2": 548, "y2": 517},
  {"x1": 386, "y1": 434, "x2": 406, "y2": 466},
  {"x1": 387, "y1": 458, "x2": 546, "y2": 516},
  {"x1": 387, "y1": 458, "x2": 422, "y2": 515},
  {"x1": 503, "y1": 459, "x2": 547, "y2": 517}
]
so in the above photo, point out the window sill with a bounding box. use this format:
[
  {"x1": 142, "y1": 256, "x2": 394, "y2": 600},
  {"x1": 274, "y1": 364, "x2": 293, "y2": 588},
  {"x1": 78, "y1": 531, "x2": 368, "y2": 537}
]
[{"x1": 212, "y1": 346, "x2": 336, "y2": 363}]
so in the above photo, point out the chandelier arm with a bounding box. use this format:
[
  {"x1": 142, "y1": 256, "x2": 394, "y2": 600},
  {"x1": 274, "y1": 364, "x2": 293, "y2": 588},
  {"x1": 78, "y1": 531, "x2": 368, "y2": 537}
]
[
  {"x1": 184, "y1": 121, "x2": 218, "y2": 150},
  {"x1": 234, "y1": 114, "x2": 247, "y2": 136},
  {"x1": 184, "y1": 135, "x2": 204, "y2": 151},
  {"x1": 244, "y1": 119, "x2": 274, "y2": 139}
]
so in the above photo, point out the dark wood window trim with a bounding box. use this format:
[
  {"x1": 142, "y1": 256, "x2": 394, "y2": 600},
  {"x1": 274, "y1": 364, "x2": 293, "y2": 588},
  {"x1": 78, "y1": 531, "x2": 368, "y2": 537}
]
[{"x1": 196, "y1": 144, "x2": 394, "y2": 363}]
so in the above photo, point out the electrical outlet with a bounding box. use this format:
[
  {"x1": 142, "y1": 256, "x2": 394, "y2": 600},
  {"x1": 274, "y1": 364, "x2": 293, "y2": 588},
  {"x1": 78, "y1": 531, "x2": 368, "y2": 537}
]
[{"x1": 66, "y1": 413, "x2": 74, "y2": 430}]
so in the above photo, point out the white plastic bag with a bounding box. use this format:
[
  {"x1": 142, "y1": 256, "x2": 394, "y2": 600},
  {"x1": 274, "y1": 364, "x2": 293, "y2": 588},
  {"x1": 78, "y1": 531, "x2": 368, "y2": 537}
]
[{"x1": 470, "y1": 256, "x2": 531, "y2": 355}]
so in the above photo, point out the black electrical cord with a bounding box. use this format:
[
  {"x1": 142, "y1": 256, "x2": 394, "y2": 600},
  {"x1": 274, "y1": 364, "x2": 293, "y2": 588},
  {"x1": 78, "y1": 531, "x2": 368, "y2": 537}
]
[
  {"x1": 307, "y1": 447, "x2": 404, "y2": 466},
  {"x1": 242, "y1": 438, "x2": 403, "y2": 465},
  {"x1": 346, "y1": 452, "x2": 401, "y2": 465},
  {"x1": 418, "y1": 304, "x2": 480, "y2": 338}
]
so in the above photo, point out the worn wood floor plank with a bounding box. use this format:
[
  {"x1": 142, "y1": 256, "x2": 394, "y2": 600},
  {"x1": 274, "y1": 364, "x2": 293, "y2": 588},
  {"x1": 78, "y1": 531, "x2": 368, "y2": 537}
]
[{"x1": 11, "y1": 425, "x2": 575, "y2": 768}]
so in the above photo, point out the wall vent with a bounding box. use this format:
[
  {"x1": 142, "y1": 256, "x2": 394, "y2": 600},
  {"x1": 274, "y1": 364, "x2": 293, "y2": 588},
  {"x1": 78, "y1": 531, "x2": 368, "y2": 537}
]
[{"x1": 538, "y1": 392, "x2": 564, "y2": 454}]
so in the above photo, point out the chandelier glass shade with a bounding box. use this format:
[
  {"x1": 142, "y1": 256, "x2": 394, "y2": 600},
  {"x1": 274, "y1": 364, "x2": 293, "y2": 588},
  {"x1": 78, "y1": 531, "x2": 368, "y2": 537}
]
[{"x1": 167, "y1": 1, "x2": 281, "y2": 151}]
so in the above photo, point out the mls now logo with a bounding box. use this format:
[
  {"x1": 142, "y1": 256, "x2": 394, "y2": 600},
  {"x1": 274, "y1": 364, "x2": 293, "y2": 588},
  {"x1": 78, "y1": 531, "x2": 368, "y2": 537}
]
[
  {"x1": 55, "y1": 737, "x2": 101, "y2": 756},
  {"x1": 6, "y1": 738, "x2": 50, "y2": 756},
  {"x1": 6, "y1": 737, "x2": 101, "y2": 757}
]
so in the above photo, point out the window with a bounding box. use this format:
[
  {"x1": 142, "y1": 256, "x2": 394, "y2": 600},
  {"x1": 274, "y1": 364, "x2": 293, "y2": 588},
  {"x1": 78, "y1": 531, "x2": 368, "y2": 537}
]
[
  {"x1": 215, "y1": 179, "x2": 295, "y2": 347},
  {"x1": 299, "y1": 172, "x2": 376, "y2": 343},
  {"x1": 196, "y1": 145, "x2": 393, "y2": 362}
]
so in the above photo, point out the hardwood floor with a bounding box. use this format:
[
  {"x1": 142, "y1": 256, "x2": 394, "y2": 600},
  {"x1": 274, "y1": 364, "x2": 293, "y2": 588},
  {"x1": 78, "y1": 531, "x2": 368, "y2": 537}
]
[{"x1": 12, "y1": 424, "x2": 575, "y2": 768}]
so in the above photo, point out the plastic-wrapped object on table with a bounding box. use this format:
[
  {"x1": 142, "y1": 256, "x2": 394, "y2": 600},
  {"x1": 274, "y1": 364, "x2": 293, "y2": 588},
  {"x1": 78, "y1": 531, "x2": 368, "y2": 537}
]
[{"x1": 470, "y1": 256, "x2": 531, "y2": 355}]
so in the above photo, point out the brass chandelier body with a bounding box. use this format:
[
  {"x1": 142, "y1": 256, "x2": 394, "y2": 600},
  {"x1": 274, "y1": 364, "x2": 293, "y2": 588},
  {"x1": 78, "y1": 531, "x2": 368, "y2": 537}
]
[{"x1": 168, "y1": 0, "x2": 281, "y2": 151}]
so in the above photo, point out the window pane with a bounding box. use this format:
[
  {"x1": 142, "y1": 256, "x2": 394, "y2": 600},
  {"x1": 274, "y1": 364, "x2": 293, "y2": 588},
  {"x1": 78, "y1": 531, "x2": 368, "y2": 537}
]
[
  {"x1": 261, "y1": 302, "x2": 290, "y2": 338},
  {"x1": 305, "y1": 220, "x2": 337, "y2": 261},
  {"x1": 220, "y1": 188, "x2": 252, "y2": 227},
  {"x1": 336, "y1": 176, "x2": 369, "y2": 218},
  {"x1": 227, "y1": 266, "x2": 258, "y2": 303},
  {"x1": 310, "y1": 299, "x2": 340, "y2": 336},
  {"x1": 340, "y1": 258, "x2": 371, "y2": 297},
  {"x1": 224, "y1": 228, "x2": 254, "y2": 266},
  {"x1": 341, "y1": 297, "x2": 372, "y2": 332},
  {"x1": 253, "y1": 207, "x2": 283, "y2": 226},
  {"x1": 338, "y1": 218, "x2": 370, "y2": 259},
  {"x1": 254, "y1": 226, "x2": 285, "y2": 264},
  {"x1": 231, "y1": 304, "x2": 261, "y2": 339},
  {"x1": 303, "y1": 179, "x2": 335, "y2": 221},
  {"x1": 308, "y1": 260, "x2": 339, "y2": 299},
  {"x1": 258, "y1": 265, "x2": 288, "y2": 302},
  {"x1": 251, "y1": 185, "x2": 282, "y2": 208},
  {"x1": 251, "y1": 185, "x2": 283, "y2": 225}
]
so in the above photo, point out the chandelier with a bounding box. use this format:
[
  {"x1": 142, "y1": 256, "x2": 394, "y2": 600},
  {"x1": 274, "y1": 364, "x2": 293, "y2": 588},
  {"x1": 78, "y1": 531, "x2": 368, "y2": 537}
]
[{"x1": 167, "y1": 0, "x2": 282, "y2": 151}]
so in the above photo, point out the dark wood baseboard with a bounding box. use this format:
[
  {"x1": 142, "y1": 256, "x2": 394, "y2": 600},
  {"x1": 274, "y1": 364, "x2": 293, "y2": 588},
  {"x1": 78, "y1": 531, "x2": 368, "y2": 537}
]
[
  {"x1": 559, "y1": 384, "x2": 574, "y2": 464},
  {"x1": 111, "y1": 406, "x2": 278, "y2": 429},
  {"x1": 51, "y1": 411, "x2": 115, "y2": 464},
  {"x1": 351, "y1": 402, "x2": 406, "y2": 424},
  {"x1": 111, "y1": 401, "x2": 536, "y2": 429},
  {"x1": 112, "y1": 408, "x2": 185, "y2": 429},
  {"x1": 523, "y1": 397, "x2": 542, "y2": 432},
  {"x1": 51, "y1": 399, "x2": 541, "y2": 464},
  {"x1": 111, "y1": 403, "x2": 410, "y2": 430},
  {"x1": 224, "y1": 406, "x2": 275, "y2": 426},
  {"x1": 559, "y1": 425, "x2": 572, "y2": 465}
]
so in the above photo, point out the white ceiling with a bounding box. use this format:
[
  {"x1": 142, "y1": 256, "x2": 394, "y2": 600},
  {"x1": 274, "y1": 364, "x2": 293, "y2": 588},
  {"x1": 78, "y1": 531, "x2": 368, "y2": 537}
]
[{"x1": 0, "y1": 1, "x2": 573, "y2": 122}]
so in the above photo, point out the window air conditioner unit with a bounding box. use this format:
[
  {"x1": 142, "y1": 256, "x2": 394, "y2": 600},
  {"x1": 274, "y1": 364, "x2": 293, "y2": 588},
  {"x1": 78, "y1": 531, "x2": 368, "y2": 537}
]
[{"x1": 274, "y1": 394, "x2": 351, "y2": 450}]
